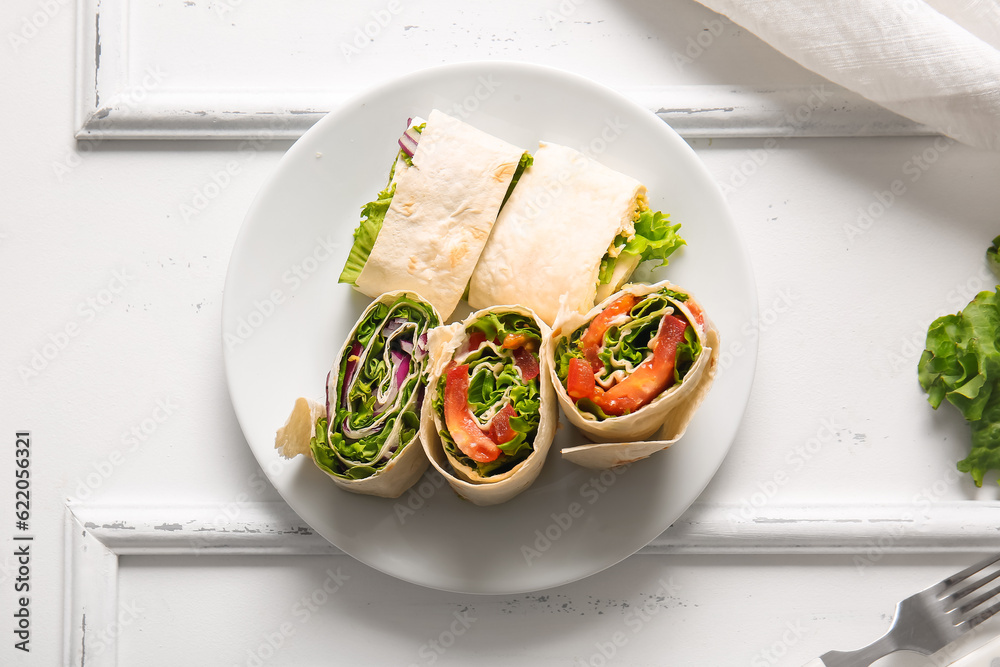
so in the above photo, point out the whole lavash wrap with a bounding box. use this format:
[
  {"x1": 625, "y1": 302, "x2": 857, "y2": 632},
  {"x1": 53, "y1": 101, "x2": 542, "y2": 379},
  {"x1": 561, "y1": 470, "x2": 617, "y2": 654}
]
[
  {"x1": 419, "y1": 305, "x2": 557, "y2": 506},
  {"x1": 274, "y1": 291, "x2": 440, "y2": 498},
  {"x1": 346, "y1": 110, "x2": 529, "y2": 319},
  {"x1": 549, "y1": 281, "x2": 720, "y2": 469},
  {"x1": 468, "y1": 141, "x2": 685, "y2": 325}
]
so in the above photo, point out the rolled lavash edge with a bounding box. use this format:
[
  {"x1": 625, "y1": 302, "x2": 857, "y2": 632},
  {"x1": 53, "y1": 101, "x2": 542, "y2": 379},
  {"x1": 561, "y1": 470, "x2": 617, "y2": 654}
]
[
  {"x1": 467, "y1": 141, "x2": 647, "y2": 327},
  {"x1": 419, "y1": 304, "x2": 556, "y2": 506},
  {"x1": 548, "y1": 280, "x2": 718, "y2": 451},
  {"x1": 280, "y1": 290, "x2": 438, "y2": 499},
  {"x1": 560, "y1": 315, "x2": 721, "y2": 469}
]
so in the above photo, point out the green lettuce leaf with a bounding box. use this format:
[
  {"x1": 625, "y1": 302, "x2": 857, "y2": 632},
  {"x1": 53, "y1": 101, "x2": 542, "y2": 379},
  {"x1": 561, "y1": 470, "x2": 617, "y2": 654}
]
[
  {"x1": 339, "y1": 123, "x2": 424, "y2": 285},
  {"x1": 501, "y1": 152, "x2": 533, "y2": 209},
  {"x1": 339, "y1": 172, "x2": 396, "y2": 286},
  {"x1": 598, "y1": 210, "x2": 686, "y2": 285},
  {"x1": 919, "y1": 286, "x2": 1000, "y2": 486}
]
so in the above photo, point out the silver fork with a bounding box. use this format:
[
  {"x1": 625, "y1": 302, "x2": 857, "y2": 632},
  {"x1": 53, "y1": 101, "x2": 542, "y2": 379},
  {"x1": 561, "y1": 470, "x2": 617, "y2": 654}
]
[{"x1": 804, "y1": 554, "x2": 1000, "y2": 667}]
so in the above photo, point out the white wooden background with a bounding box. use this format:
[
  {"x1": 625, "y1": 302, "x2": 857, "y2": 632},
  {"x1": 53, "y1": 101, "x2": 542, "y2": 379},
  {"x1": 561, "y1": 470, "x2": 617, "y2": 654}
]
[{"x1": 3, "y1": 0, "x2": 1000, "y2": 665}]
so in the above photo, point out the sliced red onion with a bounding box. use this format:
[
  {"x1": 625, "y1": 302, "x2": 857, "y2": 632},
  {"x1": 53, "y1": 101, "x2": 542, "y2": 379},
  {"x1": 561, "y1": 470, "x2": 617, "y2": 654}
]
[
  {"x1": 398, "y1": 123, "x2": 422, "y2": 158},
  {"x1": 393, "y1": 351, "x2": 411, "y2": 387},
  {"x1": 415, "y1": 384, "x2": 426, "y2": 411},
  {"x1": 381, "y1": 316, "x2": 407, "y2": 338},
  {"x1": 373, "y1": 350, "x2": 411, "y2": 415}
]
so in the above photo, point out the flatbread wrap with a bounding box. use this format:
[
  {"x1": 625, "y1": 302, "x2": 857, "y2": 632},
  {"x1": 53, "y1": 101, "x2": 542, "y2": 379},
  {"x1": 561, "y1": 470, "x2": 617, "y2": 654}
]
[
  {"x1": 549, "y1": 281, "x2": 720, "y2": 468},
  {"x1": 275, "y1": 291, "x2": 440, "y2": 497},
  {"x1": 468, "y1": 141, "x2": 685, "y2": 325},
  {"x1": 339, "y1": 110, "x2": 532, "y2": 319},
  {"x1": 420, "y1": 305, "x2": 557, "y2": 506}
]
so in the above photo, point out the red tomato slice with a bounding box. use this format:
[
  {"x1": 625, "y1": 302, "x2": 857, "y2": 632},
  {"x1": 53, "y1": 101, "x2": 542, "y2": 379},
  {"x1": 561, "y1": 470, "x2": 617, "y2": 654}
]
[
  {"x1": 581, "y1": 294, "x2": 637, "y2": 372},
  {"x1": 566, "y1": 357, "x2": 596, "y2": 400},
  {"x1": 467, "y1": 332, "x2": 487, "y2": 350},
  {"x1": 593, "y1": 314, "x2": 688, "y2": 416},
  {"x1": 685, "y1": 299, "x2": 705, "y2": 328},
  {"x1": 443, "y1": 364, "x2": 501, "y2": 463},
  {"x1": 512, "y1": 346, "x2": 540, "y2": 381},
  {"x1": 488, "y1": 403, "x2": 518, "y2": 445}
]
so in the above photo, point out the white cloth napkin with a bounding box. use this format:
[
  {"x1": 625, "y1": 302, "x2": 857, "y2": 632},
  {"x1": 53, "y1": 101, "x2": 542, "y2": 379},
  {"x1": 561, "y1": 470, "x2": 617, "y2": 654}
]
[{"x1": 695, "y1": 0, "x2": 1000, "y2": 149}]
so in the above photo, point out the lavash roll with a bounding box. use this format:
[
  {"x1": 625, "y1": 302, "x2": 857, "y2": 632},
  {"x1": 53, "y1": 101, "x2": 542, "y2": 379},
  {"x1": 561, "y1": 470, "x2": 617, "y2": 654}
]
[
  {"x1": 275, "y1": 291, "x2": 440, "y2": 498},
  {"x1": 419, "y1": 305, "x2": 557, "y2": 506},
  {"x1": 548, "y1": 281, "x2": 720, "y2": 468},
  {"x1": 468, "y1": 141, "x2": 647, "y2": 325},
  {"x1": 352, "y1": 110, "x2": 528, "y2": 319}
]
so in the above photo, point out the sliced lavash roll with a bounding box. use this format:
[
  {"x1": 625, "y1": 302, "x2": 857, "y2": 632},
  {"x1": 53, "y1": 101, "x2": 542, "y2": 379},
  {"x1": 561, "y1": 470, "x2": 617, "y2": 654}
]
[
  {"x1": 548, "y1": 281, "x2": 720, "y2": 469},
  {"x1": 275, "y1": 291, "x2": 440, "y2": 498},
  {"x1": 419, "y1": 305, "x2": 557, "y2": 506},
  {"x1": 344, "y1": 110, "x2": 530, "y2": 319},
  {"x1": 468, "y1": 141, "x2": 685, "y2": 325}
]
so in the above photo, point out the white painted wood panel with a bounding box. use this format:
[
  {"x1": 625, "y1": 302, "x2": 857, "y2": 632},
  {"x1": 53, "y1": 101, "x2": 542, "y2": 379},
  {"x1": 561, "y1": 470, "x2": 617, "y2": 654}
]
[
  {"x1": 75, "y1": 0, "x2": 930, "y2": 139},
  {"x1": 5, "y1": 0, "x2": 1000, "y2": 663}
]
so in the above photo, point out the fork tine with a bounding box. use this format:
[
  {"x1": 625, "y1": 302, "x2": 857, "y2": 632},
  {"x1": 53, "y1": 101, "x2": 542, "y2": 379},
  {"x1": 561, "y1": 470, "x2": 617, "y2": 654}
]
[
  {"x1": 949, "y1": 567, "x2": 1000, "y2": 606},
  {"x1": 955, "y1": 581, "x2": 1000, "y2": 617},
  {"x1": 960, "y1": 596, "x2": 1000, "y2": 630},
  {"x1": 940, "y1": 553, "x2": 1000, "y2": 592}
]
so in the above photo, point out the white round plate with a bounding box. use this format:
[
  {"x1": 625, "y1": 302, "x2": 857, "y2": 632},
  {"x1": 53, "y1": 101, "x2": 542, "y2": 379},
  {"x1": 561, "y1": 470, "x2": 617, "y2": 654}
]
[{"x1": 223, "y1": 61, "x2": 757, "y2": 595}]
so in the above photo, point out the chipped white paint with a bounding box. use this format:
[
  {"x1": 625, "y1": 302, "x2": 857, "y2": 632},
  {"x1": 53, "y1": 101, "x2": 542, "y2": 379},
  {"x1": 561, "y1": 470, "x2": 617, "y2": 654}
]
[
  {"x1": 65, "y1": 501, "x2": 1000, "y2": 665},
  {"x1": 75, "y1": 0, "x2": 931, "y2": 140},
  {"x1": 69, "y1": 501, "x2": 1000, "y2": 558},
  {"x1": 64, "y1": 507, "x2": 118, "y2": 667}
]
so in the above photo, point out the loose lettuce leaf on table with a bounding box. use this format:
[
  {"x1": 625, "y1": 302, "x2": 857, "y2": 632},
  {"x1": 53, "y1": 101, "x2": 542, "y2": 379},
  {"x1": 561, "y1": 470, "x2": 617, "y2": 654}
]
[{"x1": 918, "y1": 286, "x2": 1000, "y2": 486}]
